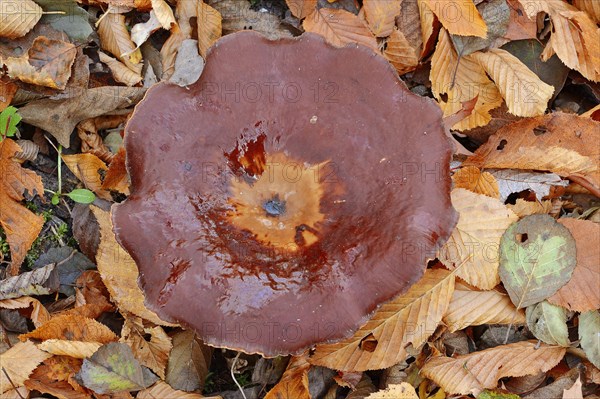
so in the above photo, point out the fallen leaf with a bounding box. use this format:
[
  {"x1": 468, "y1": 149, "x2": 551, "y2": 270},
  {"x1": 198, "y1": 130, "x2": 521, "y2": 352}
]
[
  {"x1": 472, "y1": 48, "x2": 554, "y2": 117},
  {"x1": 384, "y1": 28, "x2": 419, "y2": 75},
  {"x1": 137, "y1": 381, "x2": 206, "y2": 398},
  {"x1": 265, "y1": 355, "x2": 311, "y2": 399},
  {"x1": 150, "y1": 0, "x2": 176, "y2": 30},
  {"x1": 169, "y1": 39, "x2": 204, "y2": 87},
  {"x1": 310, "y1": 269, "x2": 455, "y2": 371},
  {"x1": 0, "y1": 296, "x2": 51, "y2": 327},
  {"x1": 464, "y1": 113, "x2": 600, "y2": 193},
  {"x1": 197, "y1": 0, "x2": 222, "y2": 58},
  {"x1": 502, "y1": 0, "x2": 537, "y2": 41},
  {"x1": 101, "y1": 147, "x2": 130, "y2": 195},
  {"x1": 39, "y1": 339, "x2": 102, "y2": 358},
  {"x1": 443, "y1": 281, "x2": 524, "y2": 332},
  {"x1": 562, "y1": 377, "x2": 583, "y2": 399},
  {"x1": 0, "y1": 0, "x2": 42, "y2": 38},
  {"x1": 452, "y1": 166, "x2": 500, "y2": 198},
  {"x1": 62, "y1": 153, "x2": 111, "y2": 200},
  {"x1": 416, "y1": 0, "x2": 438, "y2": 58},
  {"x1": 120, "y1": 315, "x2": 172, "y2": 379},
  {"x1": 0, "y1": 263, "x2": 59, "y2": 299},
  {"x1": 92, "y1": 206, "x2": 172, "y2": 326},
  {"x1": 34, "y1": 0, "x2": 94, "y2": 43},
  {"x1": 363, "y1": 0, "x2": 401, "y2": 37},
  {"x1": 421, "y1": 341, "x2": 566, "y2": 396},
  {"x1": 209, "y1": 0, "x2": 293, "y2": 39},
  {"x1": 98, "y1": 51, "x2": 142, "y2": 87},
  {"x1": 579, "y1": 311, "x2": 600, "y2": 369},
  {"x1": 33, "y1": 246, "x2": 96, "y2": 297},
  {"x1": 303, "y1": 8, "x2": 378, "y2": 51},
  {"x1": 0, "y1": 138, "x2": 44, "y2": 275},
  {"x1": 18, "y1": 86, "x2": 146, "y2": 148},
  {"x1": 573, "y1": 0, "x2": 600, "y2": 23},
  {"x1": 430, "y1": 29, "x2": 503, "y2": 130},
  {"x1": 20, "y1": 314, "x2": 118, "y2": 343},
  {"x1": 548, "y1": 219, "x2": 600, "y2": 312},
  {"x1": 1, "y1": 387, "x2": 29, "y2": 399},
  {"x1": 499, "y1": 214, "x2": 577, "y2": 309},
  {"x1": 438, "y1": 189, "x2": 518, "y2": 290},
  {"x1": 165, "y1": 330, "x2": 211, "y2": 392},
  {"x1": 0, "y1": 340, "x2": 52, "y2": 394},
  {"x1": 75, "y1": 342, "x2": 158, "y2": 394},
  {"x1": 489, "y1": 169, "x2": 568, "y2": 203},
  {"x1": 285, "y1": 0, "x2": 317, "y2": 19},
  {"x1": 451, "y1": 0, "x2": 510, "y2": 56},
  {"x1": 507, "y1": 199, "x2": 553, "y2": 218},
  {"x1": 24, "y1": 357, "x2": 90, "y2": 399},
  {"x1": 97, "y1": 11, "x2": 143, "y2": 73},
  {"x1": 423, "y1": 0, "x2": 487, "y2": 37},
  {"x1": 366, "y1": 383, "x2": 418, "y2": 399},
  {"x1": 131, "y1": 11, "x2": 162, "y2": 49},
  {"x1": 526, "y1": 301, "x2": 570, "y2": 346}
]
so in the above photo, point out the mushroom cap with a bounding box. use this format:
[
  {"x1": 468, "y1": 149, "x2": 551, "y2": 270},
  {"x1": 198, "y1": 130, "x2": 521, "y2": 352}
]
[{"x1": 113, "y1": 32, "x2": 457, "y2": 356}]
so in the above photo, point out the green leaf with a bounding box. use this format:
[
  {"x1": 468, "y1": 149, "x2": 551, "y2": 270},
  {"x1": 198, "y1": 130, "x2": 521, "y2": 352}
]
[
  {"x1": 66, "y1": 189, "x2": 96, "y2": 204},
  {"x1": 76, "y1": 342, "x2": 158, "y2": 394},
  {"x1": 499, "y1": 214, "x2": 576, "y2": 309},
  {"x1": 579, "y1": 310, "x2": 600, "y2": 369},
  {"x1": 51, "y1": 193, "x2": 60, "y2": 206},
  {"x1": 0, "y1": 106, "x2": 22, "y2": 138},
  {"x1": 477, "y1": 390, "x2": 520, "y2": 399},
  {"x1": 526, "y1": 301, "x2": 569, "y2": 346}
]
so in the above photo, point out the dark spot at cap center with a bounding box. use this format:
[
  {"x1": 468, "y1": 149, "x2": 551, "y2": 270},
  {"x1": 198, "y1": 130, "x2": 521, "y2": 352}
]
[{"x1": 263, "y1": 195, "x2": 286, "y2": 217}]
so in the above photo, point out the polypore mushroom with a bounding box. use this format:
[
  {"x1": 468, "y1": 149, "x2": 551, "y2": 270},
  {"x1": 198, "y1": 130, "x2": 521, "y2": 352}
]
[{"x1": 113, "y1": 32, "x2": 457, "y2": 356}]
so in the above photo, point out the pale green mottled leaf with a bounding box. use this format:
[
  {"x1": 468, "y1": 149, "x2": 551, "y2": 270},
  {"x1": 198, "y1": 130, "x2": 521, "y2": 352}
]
[
  {"x1": 526, "y1": 301, "x2": 569, "y2": 346},
  {"x1": 499, "y1": 215, "x2": 576, "y2": 308},
  {"x1": 76, "y1": 342, "x2": 158, "y2": 394},
  {"x1": 477, "y1": 390, "x2": 520, "y2": 399},
  {"x1": 579, "y1": 310, "x2": 600, "y2": 369}
]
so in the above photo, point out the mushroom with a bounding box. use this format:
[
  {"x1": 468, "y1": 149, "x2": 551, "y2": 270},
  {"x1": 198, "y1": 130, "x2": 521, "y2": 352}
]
[{"x1": 112, "y1": 32, "x2": 457, "y2": 356}]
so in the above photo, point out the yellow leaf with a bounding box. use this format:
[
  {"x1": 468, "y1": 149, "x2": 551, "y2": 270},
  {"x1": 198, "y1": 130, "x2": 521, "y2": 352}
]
[
  {"x1": 20, "y1": 314, "x2": 118, "y2": 343},
  {"x1": 384, "y1": 28, "x2": 419, "y2": 75},
  {"x1": 303, "y1": 8, "x2": 378, "y2": 51},
  {"x1": 430, "y1": 29, "x2": 503, "y2": 131},
  {"x1": 197, "y1": 1, "x2": 222, "y2": 59},
  {"x1": 38, "y1": 339, "x2": 102, "y2": 358},
  {"x1": 285, "y1": 0, "x2": 317, "y2": 19},
  {"x1": 363, "y1": 0, "x2": 401, "y2": 37},
  {"x1": 150, "y1": 0, "x2": 176, "y2": 30},
  {"x1": 452, "y1": 166, "x2": 500, "y2": 198},
  {"x1": 310, "y1": 269, "x2": 455, "y2": 371},
  {"x1": 438, "y1": 189, "x2": 518, "y2": 290},
  {"x1": 92, "y1": 206, "x2": 175, "y2": 326},
  {"x1": 97, "y1": 11, "x2": 143, "y2": 73},
  {"x1": 366, "y1": 383, "x2": 419, "y2": 399},
  {"x1": 62, "y1": 153, "x2": 111, "y2": 200},
  {"x1": 265, "y1": 355, "x2": 311, "y2": 399},
  {"x1": 421, "y1": 341, "x2": 566, "y2": 395},
  {"x1": 0, "y1": 341, "x2": 51, "y2": 393},
  {"x1": 0, "y1": 0, "x2": 42, "y2": 38},
  {"x1": 417, "y1": 0, "x2": 437, "y2": 58},
  {"x1": 472, "y1": 49, "x2": 554, "y2": 117},
  {"x1": 424, "y1": 0, "x2": 487, "y2": 37},
  {"x1": 573, "y1": 0, "x2": 600, "y2": 23},
  {"x1": 507, "y1": 199, "x2": 553, "y2": 218},
  {"x1": 443, "y1": 281, "x2": 525, "y2": 332},
  {"x1": 99, "y1": 51, "x2": 142, "y2": 87}
]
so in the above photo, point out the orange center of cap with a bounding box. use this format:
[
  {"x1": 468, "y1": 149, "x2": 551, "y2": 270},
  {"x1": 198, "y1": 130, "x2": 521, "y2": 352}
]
[{"x1": 227, "y1": 152, "x2": 327, "y2": 252}]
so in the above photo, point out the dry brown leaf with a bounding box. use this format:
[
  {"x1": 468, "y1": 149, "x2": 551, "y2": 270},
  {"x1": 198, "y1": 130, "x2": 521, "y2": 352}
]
[
  {"x1": 303, "y1": 8, "x2": 378, "y2": 51},
  {"x1": 285, "y1": 0, "x2": 317, "y2": 19},
  {"x1": 464, "y1": 113, "x2": 600, "y2": 192},
  {"x1": 438, "y1": 189, "x2": 518, "y2": 290},
  {"x1": 472, "y1": 49, "x2": 554, "y2": 117},
  {"x1": 0, "y1": 296, "x2": 50, "y2": 327},
  {"x1": 92, "y1": 206, "x2": 173, "y2": 326},
  {"x1": 0, "y1": 79, "x2": 18, "y2": 112},
  {"x1": 120, "y1": 315, "x2": 172, "y2": 379},
  {"x1": 421, "y1": 341, "x2": 566, "y2": 395},
  {"x1": 62, "y1": 153, "x2": 111, "y2": 200},
  {"x1": 423, "y1": 0, "x2": 487, "y2": 37},
  {"x1": 101, "y1": 147, "x2": 129, "y2": 195},
  {"x1": 39, "y1": 339, "x2": 102, "y2": 358},
  {"x1": 416, "y1": 0, "x2": 438, "y2": 58},
  {"x1": 503, "y1": 0, "x2": 537, "y2": 41},
  {"x1": 0, "y1": 138, "x2": 44, "y2": 275},
  {"x1": 97, "y1": 11, "x2": 143, "y2": 74},
  {"x1": 384, "y1": 28, "x2": 419, "y2": 75},
  {"x1": 573, "y1": 0, "x2": 600, "y2": 23},
  {"x1": 507, "y1": 199, "x2": 553, "y2": 218},
  {"x1": 24, "y1": 356, "x2": 88, "y2": 399},
  {"x1": 363, "y1": 0, "x2": 401, "y2": 37},
  {"x1": 150, "y1": 0, "x2": 176, "y2": 30},
  {"x1": 209, "y1": 0, "x2": 292, "y2": 39},
  {"x1": 137, "y1": 381, "x2": 209, "y2": 398},
  {"x1": 98, "y1": 51, "x2": 142, "y2": 87},
  {"x1": 310, "y1": 269, "x2": 455, "y2": 371},
  {"x1": 452, "y1": 166, "x2": 500, "y2": 198},
  {"x1": 518, "y1": 0, "x2": 600, "y2": 82},
  {"x1": 443, "y1": 281, "x2": 524, "y2": 332},
  {"x1": 265, "y1": 355, "x2": 311, "y2": 399},
  {"x1": 0, "y1": 341, "x2": 51, "y2": 394},
  {"x1": 4, "y1": 36, "x2": 76, "y2": 90},
  {"x1": 366, "y1": 383, "x2": 418, "y2": 399},
  {"x1": 430, "y1": 29, "x2": 503, "y2": 131},
  {"x1": 0, "y1": 0, "x2": 42, "y2": 38},
  {"x1": 20, "y1": 314, "x2": 118, "y2": 343},
  {"x1": 197, "y1": 1, "x2": 222, "y2": 58},
  {"x1": 548, "y1": 219, "x2": 600, "y2": 312}
]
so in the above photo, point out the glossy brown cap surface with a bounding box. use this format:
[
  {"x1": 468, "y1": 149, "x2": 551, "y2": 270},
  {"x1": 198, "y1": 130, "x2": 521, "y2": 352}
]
[{"x1": 112, "y1": 31, "x2": 457, "y2": 356}]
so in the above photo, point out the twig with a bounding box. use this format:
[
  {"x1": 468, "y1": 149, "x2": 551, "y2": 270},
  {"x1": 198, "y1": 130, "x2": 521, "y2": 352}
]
[
  {"x1": 2, "y1": 367, "x2": 25, "y2": 399},
  {"x1": 231, "y1": 352, "x2": 247, "y2": 399}
]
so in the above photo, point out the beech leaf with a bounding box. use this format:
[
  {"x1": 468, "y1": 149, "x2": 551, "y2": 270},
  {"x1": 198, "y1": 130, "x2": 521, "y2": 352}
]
[
  {"x1": 303, "y1": 8, "x2": 378, "y2": 51},
  {"x1": 579, "y1": 310, "x2": 600, "y2": 369},
  {"x1": 526, "y1": 300, "x2": 570, "y2": 346},
  {"x1": 0, "y1": 341, "x2": 51, "y2": 394}
]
